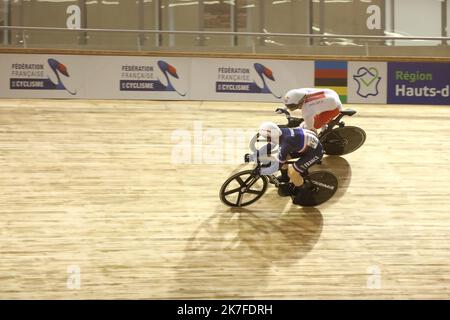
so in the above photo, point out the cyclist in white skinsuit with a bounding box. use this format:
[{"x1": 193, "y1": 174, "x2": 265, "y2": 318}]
[{"x1": 282, "y1": 88, "x2": 343, "y2": 134}]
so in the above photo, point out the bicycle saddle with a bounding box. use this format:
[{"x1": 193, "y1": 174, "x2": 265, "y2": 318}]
[{"x1": 340, "y1": 109, "x2": 357, "y2": 116}]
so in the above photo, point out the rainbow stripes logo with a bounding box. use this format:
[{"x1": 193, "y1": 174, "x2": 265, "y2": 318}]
[{"x1": 315, "y1": 61, "x2": 348, "y2": 103}]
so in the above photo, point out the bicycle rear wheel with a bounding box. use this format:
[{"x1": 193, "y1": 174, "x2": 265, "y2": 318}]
[
  {"x1": 293, "y1": 170, "x2": 338, "y2": 207},
  {"x1": 321, "y1": 126, "x2": 366, "y2": 155},
  {"x1": 220, "y1": 170, "x2": 268, "y2": 207}
]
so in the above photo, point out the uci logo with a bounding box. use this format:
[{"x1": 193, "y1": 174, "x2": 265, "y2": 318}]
[{"x1": 353, "y1": 66, "x2": 381, "y2": 98}]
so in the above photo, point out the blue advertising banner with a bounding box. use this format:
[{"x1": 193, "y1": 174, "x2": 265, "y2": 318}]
[{"x1": 388, "y1": 62, "x2": 450, "y2": 105}]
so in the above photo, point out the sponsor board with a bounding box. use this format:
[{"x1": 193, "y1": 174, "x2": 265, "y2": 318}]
[
  {"x1": 190, "y1": 58, "x2": 314, "y2": 102},
  {"x1": 0, "y1": 54, "x2": 82, "y2": 98},
  {"x1": 1, "y1": 54, "x2": 449, "y2": 106},
  {"x1": 83, "y1": 56, "x2": 190, "y2": 100},
  {"x1": 387, "y1": 62, "x2": 450, "y2": 105},
  {"x1": 348, "y1": 62, "x2": 387, "y2": 104},
  {"x1": 0, "y1": 54, "x2": 190, "y2": 100}
]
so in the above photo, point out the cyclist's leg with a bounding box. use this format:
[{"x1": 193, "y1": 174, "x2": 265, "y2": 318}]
[
  {"x1": 292, "y1": 145, "x2": 325, "y2": 204},
  {"x1": 277, "y1": 153, "x2": 292, "y2": 182},
  {"x1": 313, "y1": 97, "x2": 341, "y2": 131},
  {"x1": 287, "y1": 151, "x2": 305, "y2": 187},
  {"x1": 300, "y1": 104, "x2": 315, "y2": 131},
  {"x1": 291, "y1": 145, "x2": 324, "y2": 184},
  {"x1": 277, "y1": 155, "x2": 294, "y2": 196},
  {"x1": 317, "y1": 109, "x2": 340, "y2": 132},
  {"x1": 288, "y1": 165, "x2": 304, "y2": 186}
]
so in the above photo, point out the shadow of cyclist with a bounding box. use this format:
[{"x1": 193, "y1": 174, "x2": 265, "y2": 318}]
[
  {"x1": 232, "y1": 205, "x2": 323, "y2": 263},
  {"x1": 171, "y1": 204, "x2": 322, "y2": 298}
]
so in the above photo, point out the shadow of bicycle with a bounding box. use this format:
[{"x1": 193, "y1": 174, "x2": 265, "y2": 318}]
[
  {"x1": 170, "y1": 204, "x2": 323, "y2": 298},
  {"x1": 168, "y1": 157, "x2": 350, "y2": 298}
]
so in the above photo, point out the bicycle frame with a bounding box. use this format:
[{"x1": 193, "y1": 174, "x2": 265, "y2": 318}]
[{"x1": 251, "y1": 158, "x2": 300, "y2": 188}]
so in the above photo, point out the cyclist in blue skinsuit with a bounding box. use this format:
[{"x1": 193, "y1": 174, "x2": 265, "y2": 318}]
[{"x1": 257, "y1": 121, "x2": 324, "y2": 201}]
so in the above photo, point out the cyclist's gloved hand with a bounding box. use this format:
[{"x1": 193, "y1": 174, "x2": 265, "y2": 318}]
[
  {"x1": 275, "y1": 107, "x2": 287, "y2": 114},
  {"x1": 244, "y1": 152, "x2": 257, "y2": 163}
]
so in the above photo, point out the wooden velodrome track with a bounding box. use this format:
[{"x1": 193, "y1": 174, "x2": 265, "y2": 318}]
[{"x1": 0, "y1": 98, "x2": 449, "y2": 299}]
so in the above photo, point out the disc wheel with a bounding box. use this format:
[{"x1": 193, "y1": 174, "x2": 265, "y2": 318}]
[
  {"x1": 220, "y1": 170, "x2": 268, "y2": 207},
  {"x1": 292, "y1": 170, "x2": 338, "y2": 207},
  {"x1": 320, "y1": 126, "x2": 366, "y2": 155}
]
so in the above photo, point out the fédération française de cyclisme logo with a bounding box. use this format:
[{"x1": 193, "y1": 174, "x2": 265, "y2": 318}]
[
  {"x1": 119, "y1": 60, "x2": 186, "y2": 96},
  {"x1": 10, "y1": 58, "x2": 77, "y2": 95},
  {"x1": 254, "y1": 63, "x2": 281, "y2": 98},
  {"x1": 156, "y1": 60, "x2": 186, "y2": 96},
  {"x1": 353, "y1": 66, "x2": 381, "y2": 98},
  {"x1": 216, "y1": 63, "x2": 281, "y2": 98}
]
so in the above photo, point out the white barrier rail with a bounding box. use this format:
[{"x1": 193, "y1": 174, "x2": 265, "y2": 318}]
[{"x1": 1, "y1": 25, "x2": 450, "y2": 41}]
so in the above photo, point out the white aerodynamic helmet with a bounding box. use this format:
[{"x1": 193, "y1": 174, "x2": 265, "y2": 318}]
[
  {"x1": 283, "y1": 89, "x2": 306, "y2": 109},
  {"x1": 258, "y1": 121, "x2": 282, "y2": 140}
]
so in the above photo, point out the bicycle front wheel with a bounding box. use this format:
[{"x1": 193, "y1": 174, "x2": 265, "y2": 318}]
[{"x1": 219, "y1": 170, "x2": 268, "y2": 207}]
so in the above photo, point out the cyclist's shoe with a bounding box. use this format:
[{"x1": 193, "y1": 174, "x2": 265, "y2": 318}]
[
  {"x1": 278, "y1": 183, "x2": 294, "y2": 197},
  {"x1": 291, "y1": 181, "x2": 315, "y2": 205},
  {"x1": 276, "y1": 174, "x2": 290, "y2": 184}
]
